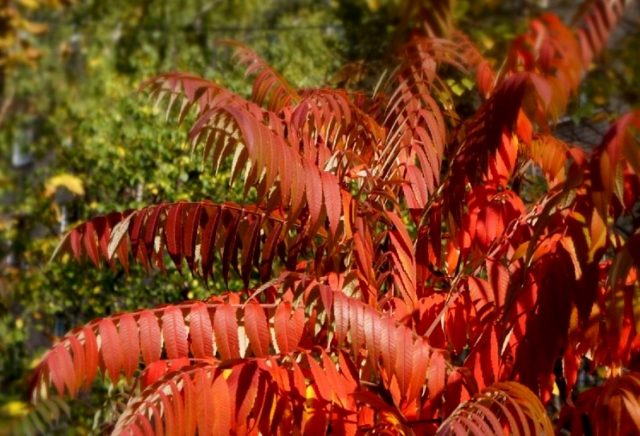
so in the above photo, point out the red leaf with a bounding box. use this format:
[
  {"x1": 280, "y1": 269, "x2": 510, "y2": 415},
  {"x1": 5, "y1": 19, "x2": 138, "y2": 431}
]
[
  {"x1": 244, "y1": 302, "x2": 270, "y2": 357},
  {"x1": 49, "y1": 345, "x2": 76, "y2": 396},
  {"x1": 183, "y1": 204, "x2": 203, "y2": 273},
  {"x1": 200, "y1": 205, "x2": 221, "y2": 281},
  {"x1": 195, "y1": 369, "x2": 214, "y2": 435},
  {"x1": 288, "y1": 153, "x2": 305, "y2": 220},
  {"x1": 161, "y1": 307, "x2": 189, "y2": 359},
  {"x1": 165, "y1": 203, "x2": 185, "y2": 269},
  {"x1": 380, "y1": 317, "x2": 397, "y2": 374},
  {"x1": 363, "y1": 304, "x2": 380, "y2": 365},
  {"x1": 487, "y1": 260, "x2": 509, "y2": 308},
  {"x1": 563, "y1": 346, "x2": 580, "y2": 395},
  {"x1": 83, "y1": 222, "x2": 100, "y2": 267},
  {"x1": 99, "y1": 318, "x2": 124, "y2": 381},
  {"x1": 348, "y1": 300, "x2": 365, "y2": 356},
  {"x1": 443, "y1": 369, "x2": 471, "y2": 417},
  {"x1": 141, "y1": 360, "x2": 168, "y2": 388},
  {"x1": 427, "y1": 350, "x2": 446, "y2": 402},
  {"x1": 170, "y1": 380, "x2": 185, "y2": 432},
  {"x1": 240, "y1": 214, "x2": 262, "y2": 286},
  {"x1": 138, "y1": 310, "x2": 161, "y2": 364},
  {"x1": 321, "y1": 172, "x2": 341, "y2": 237},
  {"x1": 407, "y1": 339, "x2": 430, "y2": 409},
  {"x1": 274, "y1": 302, "x2": 304, "y2": 354},
  {"x1": 259, "y1": 220, "x2": 282, "y2": 280},
  {"x1": 159, "y1": 391, "x2": 175, "y2": 435},
  {"x1": 150, "y1": 404, "x2": 164, "y2": 436},
  {"x1": 465, "y1": 325, "x2": 500, "y2": 391},
  {"x1": 68, "y1": 335, "x2": 85, "y2": 391},
  {"x1": 321, "y1": 351, "x2": 348, "y2": 407},
  {"x1": 445, "y1": 300, "x2": 467, "y2": 353},
  {"x1": 189, "y1": 302, "x2": 214, "y2": 358},
  {"x1": 221, "y1": 211, "x2": 241, "y2": 284},
  {"x1": 181, "y1": 373, "x2": 196, "y2": 435},
  {"x1": 82, "y1": 326, "x2": 99, "y2": 387},
  {"x1": 69, "y1": 229, "x2": 82, "y2": 260},
  {"x1": 516, "y1": 110, "x2": 533, "y2": 145},
  {"x1": 118, "y1": 313, "x2": 140, "y2": 379},
  {"x1": 212, "y1": 373, "x2": 232, "y2": 435},
  {"x1": 142, "y1": 205, "x2": 164, "y2": 255},
  {"x1": 394, "y1": 326, "x2": 413, "y2": 398},
  {"x1": 93, "y1": 216, "x2": 111, "y2": 260},
  {"x1": 304, "y1": 162, "x2": 323, "y2": 231},
  {"x1": 129, "y1": 208, "x2": 147, "y2": 251},
  {"x1": 213, "y1": 304, "x2": 240, "y2": 360},
  {"x1": 306, "y1": 354, "x2": 333, "y2": 402},
  {"x1": 333, "y1": 292, "x2": 349, "y2": 346}
]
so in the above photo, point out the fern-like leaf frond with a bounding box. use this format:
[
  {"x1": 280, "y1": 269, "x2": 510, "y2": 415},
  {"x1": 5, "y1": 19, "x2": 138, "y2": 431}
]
[
  {"x1": 564, "y1": 372, "x2": 640, "y2": 435},
  {"x1": 55, "y1": 201, "x2": 302, "y2": 285},
  {"x1": 112, "y1": 350, "x2": 365, "y2": 435},
  {"x1": 224, "y1": 40, "x2": 300, "y2": 112},
  {"x1": 33, "y1": 286, "x2": 438, "y2": 414},
  {"x1": 436, "y1": 381, "x2": 554, "y2": 435},
  {"x1": 574, "y1": 0, "x2": 632, "y2": 67}
]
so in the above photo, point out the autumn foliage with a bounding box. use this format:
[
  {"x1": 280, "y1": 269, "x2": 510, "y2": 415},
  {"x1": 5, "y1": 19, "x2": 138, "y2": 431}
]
[{"x1": 30, "y1": 0, "x2": 640, "y2": 434}]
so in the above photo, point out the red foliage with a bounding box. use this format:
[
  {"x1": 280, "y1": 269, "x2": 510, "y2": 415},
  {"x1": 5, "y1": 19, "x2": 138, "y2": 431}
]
[{"x1": 31, "y1": 0, "x2": 640, "y2": 434}]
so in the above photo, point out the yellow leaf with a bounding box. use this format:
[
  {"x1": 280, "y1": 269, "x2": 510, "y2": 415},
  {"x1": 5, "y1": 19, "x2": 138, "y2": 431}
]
[
  {"x1": 88, "y1": 56, "x2": 103, "y2": 69},
  {"x1": 480, "y1": 34, "x2": 495, "y2": 50},
  {"x1": 21, "y1": 20, "x2": 48, "y2": 34},
  {"x1": 512, "y1": 241, "x2": 529, "y2": 262},
  {"x1": 365, "y1": 0, "x2": 379, "y2": 12},
  {"x1": 1, "y1": 400, "x2": 29, "y2": 418},
  {"x1": 588, "y1": 209, "x2": 606, "y2": 262},
  {"x1": 44, "y1": 173, "x2": 85, "y2": 198},
  {"x1": 18, "y1": 0, "x2": 40, "y2": 10},
  {"x1": 593, "y1": 95, "x2": 606, "y2": 105},
  {"x1": 305, "y1": 384, "x2": 317, "y2": 401}
]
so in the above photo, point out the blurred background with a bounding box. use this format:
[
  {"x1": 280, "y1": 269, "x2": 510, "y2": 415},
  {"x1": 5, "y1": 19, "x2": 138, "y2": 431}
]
[{"x1": 0, "y1": 0, "x2": 638, "y2": 432}]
